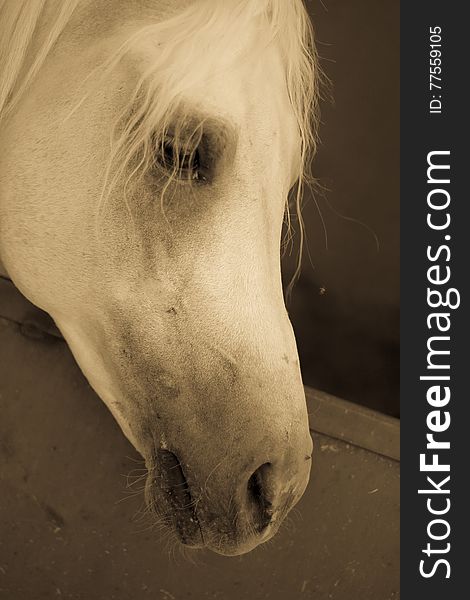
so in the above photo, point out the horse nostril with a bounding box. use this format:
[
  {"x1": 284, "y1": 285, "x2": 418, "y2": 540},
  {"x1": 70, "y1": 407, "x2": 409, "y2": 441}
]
[
  {"x1": 247, "y1": 462, "x2": 274, "y2": 531},
  {"x1": 154, "y1": 449, "x2": 202, "y2": 545},
  {"x1": 156, "y1": 449, "x2": 192, "y2": 510}
]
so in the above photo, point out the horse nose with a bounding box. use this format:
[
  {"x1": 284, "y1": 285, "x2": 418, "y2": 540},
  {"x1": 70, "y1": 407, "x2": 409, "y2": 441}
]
[{"x1": 149, "y1": 431, "x2": 312, "y2": 554}]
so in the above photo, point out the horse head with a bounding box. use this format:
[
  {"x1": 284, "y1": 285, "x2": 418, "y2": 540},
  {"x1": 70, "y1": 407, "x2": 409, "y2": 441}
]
[{"x1": 0, "y1": 0, "x2": 319, "y2": 555}]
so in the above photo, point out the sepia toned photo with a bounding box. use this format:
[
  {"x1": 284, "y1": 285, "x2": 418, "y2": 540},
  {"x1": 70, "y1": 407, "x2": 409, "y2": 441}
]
[{"x1": 0, "y1": 1, "x2": 399, "y2": 598}]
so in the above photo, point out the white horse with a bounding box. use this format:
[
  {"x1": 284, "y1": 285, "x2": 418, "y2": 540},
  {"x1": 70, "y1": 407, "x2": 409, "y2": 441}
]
[{"x1": 0, "y1": 0, "x2": 320, "y2": 555}]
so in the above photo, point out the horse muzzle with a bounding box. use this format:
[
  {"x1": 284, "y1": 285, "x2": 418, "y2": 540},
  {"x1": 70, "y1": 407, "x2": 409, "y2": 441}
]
[{"x1": 144, "y1": 438, "x2": 313, "y2": 555}]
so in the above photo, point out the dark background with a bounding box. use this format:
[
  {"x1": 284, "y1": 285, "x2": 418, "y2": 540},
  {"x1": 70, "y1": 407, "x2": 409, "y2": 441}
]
[{"x1": 283, "y1": 0, "x2": 400, "y2": 417}]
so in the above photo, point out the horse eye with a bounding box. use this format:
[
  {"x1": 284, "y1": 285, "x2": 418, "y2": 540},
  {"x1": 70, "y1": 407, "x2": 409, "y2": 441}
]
[{"x1": 157, "y1": 140, "x2": 203, "y2": 182}]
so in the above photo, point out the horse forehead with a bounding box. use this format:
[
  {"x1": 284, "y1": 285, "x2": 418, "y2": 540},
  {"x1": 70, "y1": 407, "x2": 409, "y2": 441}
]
[
  {"x1": 121, "y1": 32, "x2": 293, "y2": 134},
  {"x1": 62, "y1": 2, "x2": 298, "y2": 168},
  {"x1": 203, "y1": 50, "x2": 291, "y2": 123},
  {"x1": 66, "y1": 1, "x2": 296, "y2": 130}
]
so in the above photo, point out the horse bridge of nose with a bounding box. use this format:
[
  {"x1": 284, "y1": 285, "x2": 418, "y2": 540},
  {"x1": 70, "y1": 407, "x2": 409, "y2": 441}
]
[{"x1": 0, "y1": 276, "x2": 399, "y2": 600}]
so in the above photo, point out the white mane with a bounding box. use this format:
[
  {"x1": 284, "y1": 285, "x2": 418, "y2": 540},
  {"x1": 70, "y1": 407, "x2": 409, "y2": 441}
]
[{"x1": 0, "y1": 0, "x2": 79, "y2": 121}]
